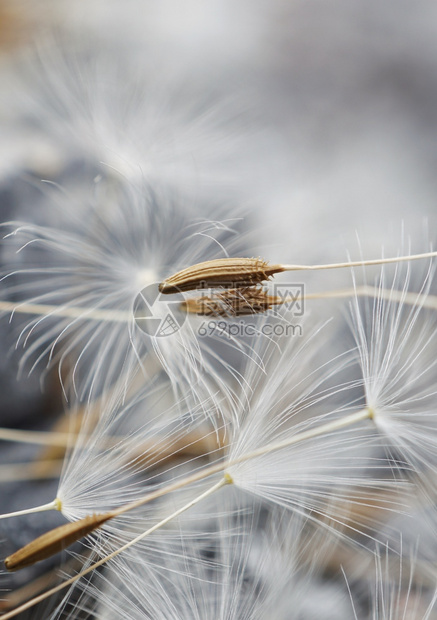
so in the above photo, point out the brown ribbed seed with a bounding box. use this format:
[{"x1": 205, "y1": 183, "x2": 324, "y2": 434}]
[
  {"x1": 159, "y1": 258, "x2": 284, "y2": 294},
  {"x1": 5, "y1": 512, "x2": 113, "y2": 571},
  {"x1": 182, "y1": 287, "x2": 284, "y2": 317}
]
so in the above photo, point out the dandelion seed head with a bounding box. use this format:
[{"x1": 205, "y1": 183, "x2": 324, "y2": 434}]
[
  {"x1": 17, "y1": 39, "x2": 257, "y2": 203},
  {"x1": 1, "y1": 174, "x2": 258, "y2": 413},
  {"x1": 349, "y1": 257, "x2": 437, "y2": 492},
  {"x1": 219, "y1": 316, "x2": 398, "y2": 539}
]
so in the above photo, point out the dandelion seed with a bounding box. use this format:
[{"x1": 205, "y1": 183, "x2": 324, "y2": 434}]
[
  {"x1": 220, "y1": 315, "x2": 408, "y2": 539},
  {"x1": 0, "y1": 181, "x2": 256, "y2": 416},
  {"x1": 0, "y1": 373, "x2": 222, "y2": 566},
  {"x1": 160, "y1": 250, "x2": 437, "y2": 294},
  {"x1": 349, "y1": 260, "x2": 437, "y2": 495}
]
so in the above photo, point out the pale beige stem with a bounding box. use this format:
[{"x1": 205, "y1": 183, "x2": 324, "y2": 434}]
[
  {"x1": 0, "y1": 499, "x2": 61, "y2": 521},
  {"x1": 0, "y1": 300, "x2": 130, "y2": 322},
  {"x1": 0, "y1": 427, "x2": 73, "y2": 447},
  {"x1": 280, "y1": 250, "x2": 437, "y2": 272},
  {"x1": 303, "y1": 285, "x2": 437, "y2": 309},
  {"x1": 225, "y1": 408, "x2": 372, "y2": 465}
]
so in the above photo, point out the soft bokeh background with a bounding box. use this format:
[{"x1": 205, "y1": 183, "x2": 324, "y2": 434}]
[{"x1": 2, "y1": 0, "x2": 437, "y2": 252}]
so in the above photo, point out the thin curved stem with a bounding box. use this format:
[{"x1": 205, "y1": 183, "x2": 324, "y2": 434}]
[
  {"x1": 0, "y1": 499, "x2": 61, "y2": 521},
  {"x1": 0, "y1": 300, "x2": 130, "y2": 323},
  {"x1": 280, "y1": 250, "x2": 437, "y2": 272}
]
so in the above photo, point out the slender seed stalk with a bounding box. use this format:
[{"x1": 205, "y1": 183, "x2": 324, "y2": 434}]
[
  {"x1": 224, "y1": 408, "x2": 373, "y2": 464},
  {"x1": 184, "y1": 284, "x2": 437, "y2": 317},
  {"x1": 0, "y1": 300, "x2": 130, "y2": 322},
  {"x1": 0, "y1": 428, "x2": 73, "y2": 447},
  {"x1": 280, "y1": 250, "x2": 437, "y2": 271},
  {"x1": 0, "y1": 499, "x2": 61, "y2": 521},
  {"x1": 304, "y1": 285, "x2": 437, "y2": 309}
]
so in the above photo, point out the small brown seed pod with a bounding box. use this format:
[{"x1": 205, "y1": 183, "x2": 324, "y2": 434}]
[
  {"x1": 182, "y1": 287, "x2": 284, "y2": 317},
  {"x1": 5, "y1": 512, "x2": 113, "y2": 571},
  {"x1": 159, "y1": 257, "x2": 284, "y2": 294}
]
